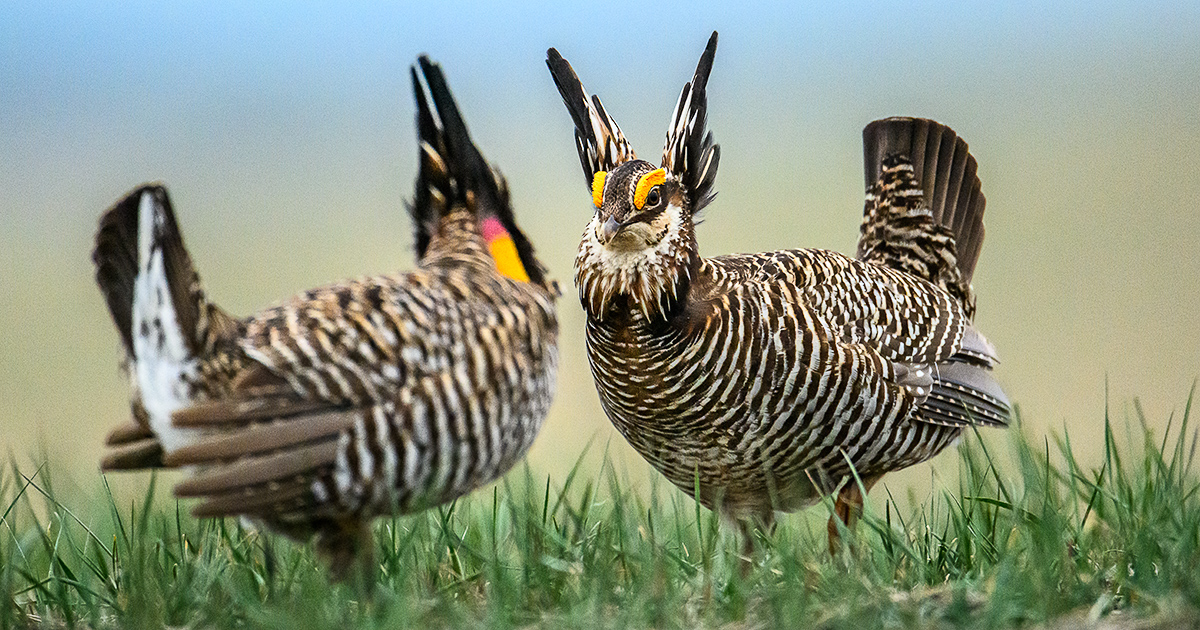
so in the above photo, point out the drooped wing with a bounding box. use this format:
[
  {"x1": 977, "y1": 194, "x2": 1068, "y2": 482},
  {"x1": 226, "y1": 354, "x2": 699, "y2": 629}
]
[
  {"x1": 806, "y1": 258, "x2": 1010, "y2": 429},
  {"x1": 161, "y1": 278, "x2": 433, "y2": 520},
  {"x1": 717, "y1": 250, "x2": 1009, "y2": 428}
]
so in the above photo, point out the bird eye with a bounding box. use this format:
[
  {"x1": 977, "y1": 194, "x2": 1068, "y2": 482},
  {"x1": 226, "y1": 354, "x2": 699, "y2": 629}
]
[{"x1": 646, "y1": 188, "x2": 661, "y2": 207}]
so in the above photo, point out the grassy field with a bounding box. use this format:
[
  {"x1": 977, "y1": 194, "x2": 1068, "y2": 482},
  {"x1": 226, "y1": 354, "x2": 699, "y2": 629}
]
[{"x1": 3, "y1": 395, "x2": 1199, "y2": 630}]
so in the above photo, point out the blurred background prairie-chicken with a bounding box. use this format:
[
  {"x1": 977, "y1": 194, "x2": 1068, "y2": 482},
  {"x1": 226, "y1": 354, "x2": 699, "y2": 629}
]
[
  {"x1": 92, "y1": 57, "x2": 559, "y2": 579},
  {"x1": 547, "y1": 32, "x2": 1010, "y2": 552}
]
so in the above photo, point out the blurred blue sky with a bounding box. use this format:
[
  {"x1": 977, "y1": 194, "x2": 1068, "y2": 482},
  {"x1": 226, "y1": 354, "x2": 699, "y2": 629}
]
[{"x1": 2, "y1": 1, "x2": 1198, "y2": 501}]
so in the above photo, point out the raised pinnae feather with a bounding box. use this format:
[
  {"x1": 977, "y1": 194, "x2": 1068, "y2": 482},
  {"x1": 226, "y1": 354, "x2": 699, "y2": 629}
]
[
  {"x1": 662, "y1": 31, "x2": 721, "y2": 214},
  {"x1": 417, "y1": 56, "x2": 492, "y2": 194},
  {"x1": 411, "y1": 56, "x2": 549, "y2": 287},
  {"x1": 546, "y1": 47, "x2": 637, "y2": 189},
  {"x1": 410, "y1": 64, "x2": 453, "y2": 260}
]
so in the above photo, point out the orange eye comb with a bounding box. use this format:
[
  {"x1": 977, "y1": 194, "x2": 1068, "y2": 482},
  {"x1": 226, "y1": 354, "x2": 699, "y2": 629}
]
[
  {"x1": 481, "y1": 216, "x2": 530, "y2": 283},
  {"x1": 591, "y1": 171, "x2": 607, "y2": 208},
  {"x1": 633, "y1": 169, "x2": 665, "y2": 209}
]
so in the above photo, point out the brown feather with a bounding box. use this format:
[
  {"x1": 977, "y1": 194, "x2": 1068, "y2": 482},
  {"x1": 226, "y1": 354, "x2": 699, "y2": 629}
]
[
  {"x1": 164, "y1": 408, "x2": 357, "y2": 466},
  {"x1": 191, "y1": 478, "x2": 317, "y2": 518},
  {"x1": 104, "y1": 418, "x2": 154, "y2": 446},
  {"x1": 100, "y1": 438, "x2": 165, "y2": 471},
  {"x1": 174, "y1": 440, "x2": 338, "y2": 497},
  {"x1": 172, "y1": 396, "x2": 332, "y2": 427}
]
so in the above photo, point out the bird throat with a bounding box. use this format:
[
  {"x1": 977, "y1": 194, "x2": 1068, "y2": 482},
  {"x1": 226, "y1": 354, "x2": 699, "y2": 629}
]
[{"x1": 575, "y1": 210, "x2": 697, "y2": 323}]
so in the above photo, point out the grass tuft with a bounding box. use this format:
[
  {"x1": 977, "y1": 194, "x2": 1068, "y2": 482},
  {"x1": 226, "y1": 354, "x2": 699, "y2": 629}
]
[{"x1": 3, "y1": 393, "x2": 1199, "y2": 629}]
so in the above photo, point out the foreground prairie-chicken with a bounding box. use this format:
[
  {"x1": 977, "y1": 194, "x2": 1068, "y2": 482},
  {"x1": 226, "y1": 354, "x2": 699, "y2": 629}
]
[
  {"x1": 547, "y1": 32, "x2": 1010, "y2": 553},
  {"x1": 93, "y1": 57, "x2": 558, "y2": 579}
]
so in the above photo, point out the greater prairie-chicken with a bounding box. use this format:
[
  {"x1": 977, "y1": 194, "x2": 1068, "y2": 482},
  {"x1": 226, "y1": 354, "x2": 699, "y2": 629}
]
[
  {"x1": 93, "y1": 57, "x2": 559, "y2": 579},
  {"x1": 547, "y1": 32, "x2": 1010, "y2": 553}
]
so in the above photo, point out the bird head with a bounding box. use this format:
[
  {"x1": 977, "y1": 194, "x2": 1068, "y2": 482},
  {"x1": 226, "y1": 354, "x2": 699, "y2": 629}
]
[
  {"x1": 547, "y1": 32, "x2": 721, "y2": 319},
  {"x1": 548, "y1": 31, "x2": 720, "y2": 240},
  {"x1": 589, "y1": 161, "x2": 682, "y2": 252}
]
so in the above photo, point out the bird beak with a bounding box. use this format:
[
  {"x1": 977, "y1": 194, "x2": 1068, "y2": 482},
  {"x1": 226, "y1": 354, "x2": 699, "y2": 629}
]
[{"x1": 599, "y1": 216, "x2": 623, "y2": 244}]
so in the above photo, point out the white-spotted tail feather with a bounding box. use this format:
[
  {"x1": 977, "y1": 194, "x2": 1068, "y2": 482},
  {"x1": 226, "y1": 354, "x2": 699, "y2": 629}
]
[{"x1": 94, "y1": 185, "x2": 218, "y2": 459}]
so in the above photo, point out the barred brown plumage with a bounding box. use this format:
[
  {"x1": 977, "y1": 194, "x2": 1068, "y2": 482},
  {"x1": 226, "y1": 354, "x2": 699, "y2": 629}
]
[
  {"x1": 548, "y1": 31, "x2": 1010, "y2": 557},
  {"x1": 92, "y1": 56, "x2": 558, "y2": 580}
]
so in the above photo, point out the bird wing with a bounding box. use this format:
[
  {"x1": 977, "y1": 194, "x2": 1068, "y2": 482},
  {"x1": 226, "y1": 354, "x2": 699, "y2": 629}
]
[
  {"x1": 708, "y1": 249, "x2": 1007, "y2": 428},
  {"x1": 161, "y1": 275, "x2": 447, "y2": 519},
  {"x1": 792, "y1": 255, "x2": 1009, "y2": 428},
  {"x1": 709, "y1": 249, "x2": 966, "y2": 366}
]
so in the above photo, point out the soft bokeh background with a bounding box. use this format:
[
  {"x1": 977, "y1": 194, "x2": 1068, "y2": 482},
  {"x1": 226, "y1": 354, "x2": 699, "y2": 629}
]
[{"x1": 3, "y1": 2, "x2": 1198, "y2": 511}]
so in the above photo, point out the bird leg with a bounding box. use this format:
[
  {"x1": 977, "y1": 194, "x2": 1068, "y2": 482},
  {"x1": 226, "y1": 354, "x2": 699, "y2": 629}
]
[
  {"x1": 317, "y1": 518, "x2": 376, "y2": 587},
  {"x1": 827, "y1": 474, "x2": 882, "y2": 555},
  {"x1": 736, "y1": 512, "x2": 775, "y2": 576}
]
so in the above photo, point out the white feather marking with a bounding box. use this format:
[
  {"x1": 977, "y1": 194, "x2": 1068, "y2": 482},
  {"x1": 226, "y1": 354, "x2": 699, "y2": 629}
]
[
  {"x1": 376, "y1": 403, "x2": 398, "y2": 495},
  {"x1": 334, "y1": 432, "x2": 354, "y2": 505},
  {"x1": 311, "y1": 479, "x2": 328, "y2": 503},
  {"x1": 351, "y1": 415, "x2": 371, "y2": 483},
  {"x1": 131, "y1": 191, "x2": 201, "y2": 454}
]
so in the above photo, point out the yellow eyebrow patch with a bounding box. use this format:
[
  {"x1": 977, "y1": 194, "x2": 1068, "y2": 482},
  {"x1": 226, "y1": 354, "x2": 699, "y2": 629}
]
[
  {"x1": 633, "y1": 169, "x2": 666, "y2": 209},
  {"x1": 591, "y1": 171, "x2": 607, "y2": 208},
  {"x1": 481, "y1": 216, "x2": 531, "y2": 283}
]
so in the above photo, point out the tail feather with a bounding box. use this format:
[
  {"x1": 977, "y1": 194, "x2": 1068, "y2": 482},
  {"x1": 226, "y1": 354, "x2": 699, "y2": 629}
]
[
  {"x1": 94, "y1": 193, "x2": 142, "y2": 355},
  {"x1": 862, "y1": 119, "x2": 1011, "y2": 428},
  {"x1": 410, "y1": 56, "x2": 548, "y2": 287},
  {"x1": 861, "y1": 117, "x2": 987, "y2": 285},
  {"x1": 94, "y1": 185, "x2": 231, "y2": 359},
  {"x1": 93, "y1": 185, "x2": 237, "y2": 459}
]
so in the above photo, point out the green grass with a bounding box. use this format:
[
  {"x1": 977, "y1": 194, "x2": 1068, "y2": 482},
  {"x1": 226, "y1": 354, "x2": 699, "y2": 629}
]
[{"x1": 3, "y1": 392, "x2": 1199, "y2": 629}]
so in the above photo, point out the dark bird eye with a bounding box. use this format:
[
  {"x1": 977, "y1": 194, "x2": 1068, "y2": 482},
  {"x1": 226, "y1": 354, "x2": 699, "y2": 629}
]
[{"x1": 646, "y1": 188, "x2": 660, "y2": 206}]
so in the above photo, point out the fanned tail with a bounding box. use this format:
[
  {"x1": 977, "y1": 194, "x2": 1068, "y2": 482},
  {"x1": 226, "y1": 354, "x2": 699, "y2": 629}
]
[
  {"x1": 859, "y1": 119, "x2": 1011, "y2": 428},
  {"x1": 93, "y1": 185, "x2": 237, "y2": 468},
  {"x1": 859, "y1": 117, "x2": 987, "y2": 314}
]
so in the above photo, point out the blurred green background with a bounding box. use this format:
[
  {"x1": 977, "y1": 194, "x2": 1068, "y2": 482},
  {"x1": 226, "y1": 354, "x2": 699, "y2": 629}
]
[{"x1": 2, "y1": 2, "x2": 1198, "y2": 506}]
